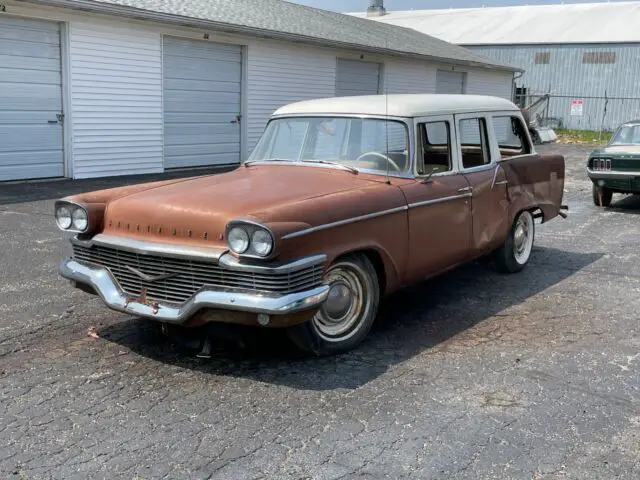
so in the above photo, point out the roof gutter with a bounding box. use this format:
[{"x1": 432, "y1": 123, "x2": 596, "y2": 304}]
[{"x1": 23, "y1": 0, "x2": 520, "y2": 72}]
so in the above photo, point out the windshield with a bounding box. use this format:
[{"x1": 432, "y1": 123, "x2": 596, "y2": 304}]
[
  {"x1": 247, "y1": 117, "x2": 410, "y2": 173},
  {"x1": 609, "y1": 124, "x2": 640, "y2": 145}
]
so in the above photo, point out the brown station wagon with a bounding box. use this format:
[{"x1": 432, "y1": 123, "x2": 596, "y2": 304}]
[{"x1": 56, "y1": 94, "x2": 568, "y2": 356}]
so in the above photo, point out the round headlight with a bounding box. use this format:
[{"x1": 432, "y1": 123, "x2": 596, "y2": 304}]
[
  {"x1": 55, "y1": 206, "x2": 72, "y2": 230},
  {"x1": 72, "y1": 207, "x2": 88, "y2": 231},
  {"x1": 228, "y1": 227, "x2": 250, "y2": 254},
  {"x1": 251, "y1": 229, "x2": 273, "y2": 257}
]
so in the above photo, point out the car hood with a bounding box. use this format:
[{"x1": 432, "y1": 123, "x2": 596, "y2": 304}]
[
  {"x1": 100, "y1": 165, "x2": 392, "y2": 248},
  {"x1": 591, "y1": 145, "x2": 640, "y2": 158}
]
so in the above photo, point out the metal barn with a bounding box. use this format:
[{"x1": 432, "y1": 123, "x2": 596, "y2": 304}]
[{"x1": 351, "y1": 1, "x2": 640, "y2": 131}]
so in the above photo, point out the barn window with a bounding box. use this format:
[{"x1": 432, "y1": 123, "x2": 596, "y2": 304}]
[
  {"x1": 582, "y1": 52, "x2": 616, "y2": 64},
  {"x1": 535, "y1": 52, "x2": 550, "y2": 64}
]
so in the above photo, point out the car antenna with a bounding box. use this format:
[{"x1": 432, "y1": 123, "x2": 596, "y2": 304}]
[{"x1": 384, "y1": 30, "x2": 391, "y2": 185}]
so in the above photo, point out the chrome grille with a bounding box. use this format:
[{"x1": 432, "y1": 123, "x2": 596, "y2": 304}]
[{"x1": 72, "y1": 244, "x2": 324, "y2": 304}]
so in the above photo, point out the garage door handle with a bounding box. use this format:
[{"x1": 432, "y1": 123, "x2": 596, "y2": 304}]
[{"x1": 48, "y1": 120, "x2": 58, "y2": 124}]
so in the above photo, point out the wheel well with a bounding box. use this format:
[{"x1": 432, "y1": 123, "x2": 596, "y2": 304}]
[{"x1": 336, "y1": 249, "x2": 387, "y2": 295}]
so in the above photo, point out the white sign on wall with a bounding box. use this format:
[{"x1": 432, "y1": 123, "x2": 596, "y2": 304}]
[{"x1": 570, "y1": 98, "x2": 584, "y2": 116}]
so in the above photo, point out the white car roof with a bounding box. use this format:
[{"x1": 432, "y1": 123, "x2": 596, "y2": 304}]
[{"x1": 273, "y1": 94, "x2": 520, "y2": 118}]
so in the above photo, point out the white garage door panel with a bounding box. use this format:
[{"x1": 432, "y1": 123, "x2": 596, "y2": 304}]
[
  {"x1": 336, "y1": 59, "x2": 381, "y2": 97},
  {"x1": 436, "y1": 70, "x2": 466, "y2": 94},
  {"x1": 163, "y1": 37, "x2": 242, "y2": 169},
  {"x1": 0, "y1": 17, "x2": 63, "y2": 181}
]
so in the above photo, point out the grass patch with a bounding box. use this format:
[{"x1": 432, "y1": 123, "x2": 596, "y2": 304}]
[{"x1": 555, "y1": 129, "x2": 612, "y2": 145}]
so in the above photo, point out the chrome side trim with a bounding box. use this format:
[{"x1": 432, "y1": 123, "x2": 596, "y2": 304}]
[
  {"x1": 218, "y1": 253, "x2": 327, "y2": 274},
  {"x1": 494, "y1": 180, "x2": 509, "y2": 186},
  {"x1": 72, "y1": 234, "x2": 226, "y2": 261},
  {"x1": 59, "y1": 259, "x2": 330, "y2": 324},
  {"x1": 282, "y1": 205, "x2": 408, "y2": 240},
  {"x1": 408, "y1": 193, "x2": 472, "y2": 209},
  {"x1": 587, "y1": 168, "x2": 640, "y2": 179}
]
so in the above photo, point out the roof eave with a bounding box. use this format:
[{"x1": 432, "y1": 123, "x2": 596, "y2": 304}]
[{"x1": 27, "y1": 0, "x2": 520, "y2": 72}]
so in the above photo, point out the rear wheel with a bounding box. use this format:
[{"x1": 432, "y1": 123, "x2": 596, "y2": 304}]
[
  {"x1": 286, "y1": 254, "x2": 379, "y2": 356},
  {"x1": 593, "y1": 184, "x2": 613, "y2": 207},
  {"x1": 492, "y1": 210, "x2": 535, "y2": 274}
]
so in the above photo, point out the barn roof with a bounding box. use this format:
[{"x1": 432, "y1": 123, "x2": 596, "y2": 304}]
[{"x1": 348, "y1": 2, "x2": 640, "y2": 46}]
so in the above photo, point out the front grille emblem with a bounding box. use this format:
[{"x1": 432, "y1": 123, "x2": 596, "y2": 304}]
[{"x1": 125, "y1": 266, "x2": 177, "y2": 282}]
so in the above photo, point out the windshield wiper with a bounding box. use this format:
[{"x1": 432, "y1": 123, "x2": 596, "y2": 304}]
[
  {"x1": 244, "y1": 158, "x2": 292, "y2": 167},
  {"x1": 302, "y1": 159, "x2": 359, "y2": 174}
]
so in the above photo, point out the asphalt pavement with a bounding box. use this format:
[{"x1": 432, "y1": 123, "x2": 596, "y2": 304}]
[{"x1": 1, "y1": 145, "x2": 638, "y2": 479}]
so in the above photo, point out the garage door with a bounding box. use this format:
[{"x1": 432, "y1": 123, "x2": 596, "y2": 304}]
[
  {"x1": 336, "y1": 59, "x2": 381, "y2": 97},
  {"x1": 0, "y1": 17, "x2": 63, "y2": 181},
  {"x1": 436, "y1": 70, "x2": 467, "y2": 94},
  {"x1": 163, "y1": 37, "x2": 242, "y2": 169}
]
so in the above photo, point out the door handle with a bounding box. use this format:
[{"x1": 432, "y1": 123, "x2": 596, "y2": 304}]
[{"x1": 457, "y1": 186, "x2": 472, "y2": 193}]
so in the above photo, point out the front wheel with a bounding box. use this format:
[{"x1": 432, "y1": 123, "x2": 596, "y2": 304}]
[
  {"x1": 286, "y1": 254, "x2": 380, "y2": 356},
  {"x1": 492, "y1": 210, "x2": 535, "y2": 274},
  {"x1": 592, "y1": 184, "x2": 613, "y2": 207}
]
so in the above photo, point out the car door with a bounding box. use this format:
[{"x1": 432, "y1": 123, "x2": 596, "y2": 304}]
[
  {"x1": 455, "y1": 113, "x2": 510, "y2": 258},
  {"x1": 399, "y1": 115, "x2": 472, "y2": 284}
]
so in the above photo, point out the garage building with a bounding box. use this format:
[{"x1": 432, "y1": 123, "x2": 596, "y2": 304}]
[
  {"x1": 351, "y1": 1, "x2": 640, "y2": 131},
  {"x1": 0, "y1": 0, "x2": 517, "y2": 181}
]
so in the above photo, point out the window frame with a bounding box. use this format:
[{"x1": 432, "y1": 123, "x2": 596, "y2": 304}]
[
  {"x1": 455, "y1": 114, "x2": 494, "y2": 172},
  {"x1": 489, "y1": 114, "x2": 533, "y2": 158},
  {"x1": 249, "y1": 114, "x2": 415, "y2": 178},
  {"x1": 412, "y1": 114, "x2": 460, "y2": 178},
  {"x1": 485, "y1": 111, "x2": 535, "y2": 160}
]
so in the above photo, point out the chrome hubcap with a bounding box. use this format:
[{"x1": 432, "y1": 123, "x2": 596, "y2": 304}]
[
  {"x1": 313, "y1": 265, "x2": 367, "y2": 341},
  {"x1": 514, "y1": 222, "x2": 527, "y2": 254},
  {"x1": 323, "y1": 283, "x2": 353, "y2": 320},
  {"x1": 514, "y1": 212, "x2": 534, "y2": 264}
]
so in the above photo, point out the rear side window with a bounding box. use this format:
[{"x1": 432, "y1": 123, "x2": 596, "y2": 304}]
[
  {"x1": 459, "y1": 117, "x2": 491, "y2": 169},
  {"x1": 492, "y1": 116, "x2": 532, "y2": 157}
]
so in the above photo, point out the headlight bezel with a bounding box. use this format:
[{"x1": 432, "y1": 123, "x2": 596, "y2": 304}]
[
  {"x1": 54, "y1": 200, "x2": 90, "y2": 233},
  {"x1": 225, "y1": 220, "x2": 276, "y2": 259}
]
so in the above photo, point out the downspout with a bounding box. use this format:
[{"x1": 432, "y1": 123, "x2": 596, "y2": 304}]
[{"x1": 512, "y1": 71, "x2": 524, "y2": 104}]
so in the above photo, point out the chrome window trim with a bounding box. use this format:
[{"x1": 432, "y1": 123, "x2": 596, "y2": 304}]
[
  {"x1": 244, "y1": 160, "x2": 414, "y2": 179},
  {"x1": 71, "y1": 234, "x2": 226, "y2": 261},
  {"x1": 408, "y1": 193, "x2": 472, "y2": 209},
  {"x1": 282, "y1": 205, "x2": 408, "y2": 240},
  {"x1": 218, "y1": 253, "x2": 327, "y2": 274}
]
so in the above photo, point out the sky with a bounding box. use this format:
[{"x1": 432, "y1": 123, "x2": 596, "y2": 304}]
[{"x1": 289, "y1": 0, "x2": 632, "y2": 12}]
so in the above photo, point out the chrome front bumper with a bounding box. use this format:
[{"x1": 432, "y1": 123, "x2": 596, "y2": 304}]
[
  {"x1": 60, "y1": 258, "x2": 330, "y2": 324},
  {"x1": 587, "y1": 168, "x2": 640, "y2": 180}
]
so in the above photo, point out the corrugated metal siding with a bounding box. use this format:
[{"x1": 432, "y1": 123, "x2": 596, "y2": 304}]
[
  {"x1": 69, "y1": 22, "x2": 163, "y2": 179},
  {"x1": 335, "y1": 59, "x2": 381, "y2": 96},
  {"x1": 436, "y1": 70, "x2": 466, "y2": 94},
  {"x1": 471, "y1": 44, "x2": 640, "y2": 130},
  {"x1": 163, "y1": 37, "x2": 242, "y2": 169},
  {"x1": 384, "y1": 59, "x2": 436, "y2": 94},
  {"x1": 465, "y1": 68, "x2": 513, "y2": 99},
  {"x1": 0, "y1": 17, "x2": 63, "y2": 181},
  {"x1": 246, "y1": 42, "x2": 336, "y2": 152}
]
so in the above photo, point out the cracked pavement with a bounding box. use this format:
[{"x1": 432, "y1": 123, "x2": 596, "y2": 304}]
[{"x1": 1, "y1": 145, "x2": 639, "y2": 479}]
